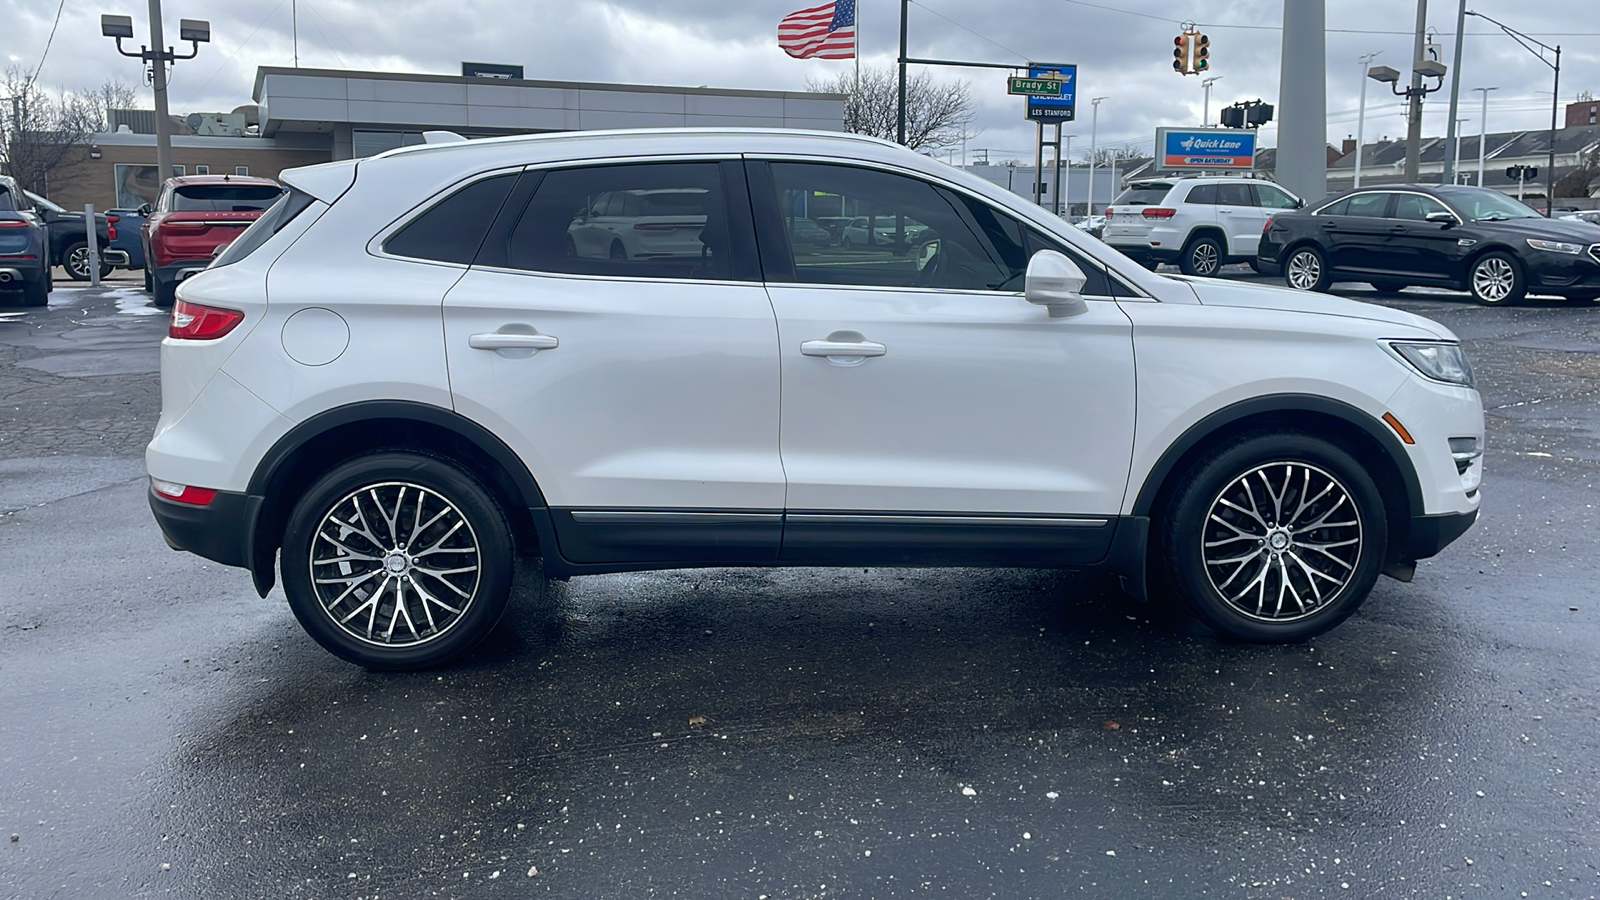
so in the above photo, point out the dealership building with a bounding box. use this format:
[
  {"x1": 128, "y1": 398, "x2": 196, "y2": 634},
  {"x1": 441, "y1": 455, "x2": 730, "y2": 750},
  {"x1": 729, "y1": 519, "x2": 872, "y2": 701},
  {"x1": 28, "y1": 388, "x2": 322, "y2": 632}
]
[{"x1": 47, "y1": 65, "x2": 846, "y2": 211}]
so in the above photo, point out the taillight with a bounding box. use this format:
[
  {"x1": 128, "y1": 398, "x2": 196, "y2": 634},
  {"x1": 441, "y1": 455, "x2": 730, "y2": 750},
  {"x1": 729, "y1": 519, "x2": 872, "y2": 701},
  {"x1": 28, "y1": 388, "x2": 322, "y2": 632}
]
[
  {"x1": 151, "y1": 478, "x2": 217, "y2": 505},
  {"x1": 162, "y1": 221, "x2": 207, "y2": 232},
  {"x1": 169, "y1": 299, "x2": 244, "y2": 340},
  {"x1": 107, "y1": 214, "x2": 119, "y2": 241},
  {"x1": 1142, "y1": 208, "x2": 1177, "y2": 219},
  {"x1": 0, "y1": 220, "x2": 30, "y2": 228}
]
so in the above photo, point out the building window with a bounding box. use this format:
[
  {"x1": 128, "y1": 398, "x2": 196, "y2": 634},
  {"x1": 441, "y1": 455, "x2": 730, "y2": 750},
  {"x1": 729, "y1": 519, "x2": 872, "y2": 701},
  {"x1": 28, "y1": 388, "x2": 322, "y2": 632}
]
[
  {"x1": 353, "y1": 130, "x2": 427, "y2": 158},
  {"x1": 196, "y1": 165, "x2": 210, "y2": 175},
  {"x1": 171, "y1": 165, "x2": 185, "y2": 176},
  {"x1": 234, "y1": 166, "x2": 249, "y2": 176}
]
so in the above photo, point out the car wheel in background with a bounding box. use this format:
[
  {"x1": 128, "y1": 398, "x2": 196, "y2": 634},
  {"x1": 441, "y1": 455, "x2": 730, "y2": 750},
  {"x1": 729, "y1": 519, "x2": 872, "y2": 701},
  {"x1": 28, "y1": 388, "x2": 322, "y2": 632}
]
[
  {"x1": 1368, "y1": 279, "x2": 1410, "y2": 294},
  {"x1": 63, "y1": 242, "x2": 114, "y2": 281},
  {"x1": 1467, "y1": 252, "x2": 1525, "y2": 306},
  {"x1": 280, "y1": 452, "x2": 516, "y2": 670},
  {"x1": 152, "y1": 276, "x2": 176, "y2": 308},
  {"x1": 1159, "y1": 432, "x2": 1386, "y2": 643},
  {"x1": 1180, "y1": 235, "x2": 1224, "y2": 277},
  {"x1": 143, "y1": 269, "x2": 153, "y2": 292},
  {"x1": 1284, "y1": 245, "x2": 1331, "y2": 293},
  {"x1": 21, "y1": 278, "x2": 49, "y2": 307}
]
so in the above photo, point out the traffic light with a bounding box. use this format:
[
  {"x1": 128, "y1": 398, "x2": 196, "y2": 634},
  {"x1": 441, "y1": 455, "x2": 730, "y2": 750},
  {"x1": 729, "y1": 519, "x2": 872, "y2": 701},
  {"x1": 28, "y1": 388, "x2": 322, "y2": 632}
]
[
  {"x1": 1220, "y1": 105, "x2": 1245, "y2": 128},
  {"x1": 1245, "y1": 101, "x2": 1273, "y2": 126},
  {"x1": 1173, "y1": 33, "x2": 1192, "y2": 74},
  {"x1": 1194, "y1": 33, "x2": 1211, "y2": 73}
]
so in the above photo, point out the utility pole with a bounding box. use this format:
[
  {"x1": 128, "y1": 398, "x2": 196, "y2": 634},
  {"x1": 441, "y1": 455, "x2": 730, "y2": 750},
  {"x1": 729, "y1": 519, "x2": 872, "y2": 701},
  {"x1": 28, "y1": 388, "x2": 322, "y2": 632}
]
[
  {"x1": 896, "y1": 0, "x2": 908, "y2": 145},
  {"x1": 1087, "y1": 97, "x2": 1106, "y2": 216},
  {"x1": 1442, "y1": 0, "x2": 1466, "y2": 183},
  {"x1": 148, "y1": 0, "x2": 173, "y2": 182},
  {"x1": 1403, "y1": 0, "x2": 1428, "y2": 182},
  {"x1": 1474, "y1": 86, "x2": 1497, "y2": 185},
  {"x1": 1354, "y1": 52, "x2": 1380, "y2": 188}
]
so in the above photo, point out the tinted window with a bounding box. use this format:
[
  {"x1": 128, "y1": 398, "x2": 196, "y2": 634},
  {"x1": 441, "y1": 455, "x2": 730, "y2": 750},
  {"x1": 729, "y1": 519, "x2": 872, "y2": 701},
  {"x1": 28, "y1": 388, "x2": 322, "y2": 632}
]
[
  {"x1": 770, "y1": 162, "x2": 1023, "y2": 291},
  {"x1": 213, "y1": 188, "x2": 319, "y2": 268},
  {"x1": 384, "y1": 173, "x2": 516, "y2": 265},
  {"x1": 1390, "y1": 193, "x2": 1452, "y2": 221},
  {"x1": 171, "y1": 184, "x2": 285, "y2": 212},
  {"x1": 0, "y1": 187, "x2": 14, "y2": 212},
  {"x1": 1020, "y1": 222, "x2": 1115, "y2": 297},
  {"x1": 1344, "y1": 192, "x2": 1390, "y2": 218},
  {"x1": 500, "y1": 162, "x2": 734, "y2": 280},
  {"x1": 1185, "y1": 184, "x2": 1218, "y2": 205},
  {"x1": 1317, "y1": 197, "x2": 1349, "y2": 216},
  {"x1": 1215, "y1": 183, "x2": 1252, "y2": 206},
  {"x1": 1253, "y1": 184, "x2": 1299, "y2": 209},
  {"x1": 1112, "y1": 183, "x2": 1173, "y2": 206},
  {"x1": 1435, "y1": 186, "x2": 1542, "y2": 220}
]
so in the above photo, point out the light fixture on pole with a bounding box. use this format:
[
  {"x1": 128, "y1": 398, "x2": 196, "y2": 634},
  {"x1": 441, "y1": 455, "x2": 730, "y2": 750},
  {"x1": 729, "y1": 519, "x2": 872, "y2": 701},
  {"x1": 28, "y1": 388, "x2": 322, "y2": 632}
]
[
  {"x1": 1087, "y1": 97, "x2": 1107, "y2": 217},
  {"x1": 102, "y1": 5, "x2": 211, "y2": 187},
  {"x1": 1464, "y1": 10, "x2": 1560, "y2": 215},
  {"x1": 1354, "y1": 52, "x2": 1380, "y2": 188},
  {"x1": 1201, "y1": 76, "x2": 1222, "y2": 126},
  {"x1": 1473, "y1": 85, "x2": 1498, "y2": 186},
  {"x1": 1367, "y1": 57, "x2": 1446, "y2": 183}
]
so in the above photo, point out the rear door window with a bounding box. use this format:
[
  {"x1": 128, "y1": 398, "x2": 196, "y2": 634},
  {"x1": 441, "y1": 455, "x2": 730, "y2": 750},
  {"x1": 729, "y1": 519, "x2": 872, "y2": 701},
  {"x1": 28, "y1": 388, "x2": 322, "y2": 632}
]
[
  {"x1": 1215, "y1": 183, "x2": 1253, "y2": 206},
  {"x1": 1343, "y1": 192, "x2": 1391, "y2": 218}
]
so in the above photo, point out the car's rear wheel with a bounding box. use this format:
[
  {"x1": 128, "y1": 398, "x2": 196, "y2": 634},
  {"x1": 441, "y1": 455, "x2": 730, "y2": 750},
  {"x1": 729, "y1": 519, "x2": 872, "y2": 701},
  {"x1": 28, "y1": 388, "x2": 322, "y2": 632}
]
[
  {"x1": 1180, "y1": 235, "x2": 1223, "y2": 277},
  {"x1": 152, "y1": 275, "x2": 176, "y2": 308},
  {"x1": 1468, "y1": 252, "x2": 1525, "y2": 306},
  {"x1": 1284, "y1": 245, "x2": 1330, "y2": 292},
  {"x1": 143, "y1": 268, "x2": 152, "y2": 292},
  {"x1": 281, "y1": 452, "x2": 515, "y2": 669},
  {"x1": 63, "y1": 242, "x2": 114, "y2": 281},
  {"x1": 21, "y1": 277, "x2": 49, "y2": 307},
  {"x1": 1159, "y1": 432, "x2": 1386, "y2": 642}
]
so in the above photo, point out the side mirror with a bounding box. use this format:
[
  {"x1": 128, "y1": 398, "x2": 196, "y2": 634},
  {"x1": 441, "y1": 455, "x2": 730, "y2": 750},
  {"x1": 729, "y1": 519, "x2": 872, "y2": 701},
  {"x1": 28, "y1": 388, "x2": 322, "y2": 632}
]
[
  {"x1": 1425, "y1": 210, "x2": 1456, "y2": 226},
  {"x1": 137, "y1": 203, "x2": 153, "y2": 217},
  {"x1": 1295, "y1": 198, "x2": 1306, "y2": 209},
  {"x1": 1024, "y1": 249, "x2": 1089, "y2": 318}
]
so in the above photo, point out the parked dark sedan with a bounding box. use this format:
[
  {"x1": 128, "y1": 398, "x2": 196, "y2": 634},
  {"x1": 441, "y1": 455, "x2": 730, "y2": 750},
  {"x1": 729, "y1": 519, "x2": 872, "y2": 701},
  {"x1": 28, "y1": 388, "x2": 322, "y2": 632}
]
[{"x1": 1258, "y1": 185, "x2": 1600, "y2": 305}]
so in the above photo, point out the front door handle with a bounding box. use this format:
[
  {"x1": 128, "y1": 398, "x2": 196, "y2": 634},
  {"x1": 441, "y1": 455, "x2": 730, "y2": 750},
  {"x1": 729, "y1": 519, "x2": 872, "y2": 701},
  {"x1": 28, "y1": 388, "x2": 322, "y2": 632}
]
[{"x1": 801, "y1": 335, "x2": 887, "y2": 367}]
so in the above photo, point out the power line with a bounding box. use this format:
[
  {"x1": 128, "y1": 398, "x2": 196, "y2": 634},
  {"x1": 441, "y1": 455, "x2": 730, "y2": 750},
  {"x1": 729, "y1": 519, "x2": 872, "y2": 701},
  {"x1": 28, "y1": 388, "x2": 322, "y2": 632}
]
[
  {"x1": 910, "y1": 0, "x2": 1031, "y2": 61},
  {"x1": 1058, "y1": 0, "x2": 1600, "y2": 36},
  {"x1": 30, "y1": 0, "x2": 69, "y2": 84}
]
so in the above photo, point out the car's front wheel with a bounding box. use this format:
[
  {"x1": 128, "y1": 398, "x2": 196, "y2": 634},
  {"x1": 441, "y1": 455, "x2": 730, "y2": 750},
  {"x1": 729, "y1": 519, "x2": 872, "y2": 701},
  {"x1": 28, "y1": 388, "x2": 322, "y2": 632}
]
[
  {"x1": 1468, "y1": 252, "x2": 1525, "y2": 306},
  {"x1": 1159, "y1": 433, "x2": 1387, "y2": 642},
  {"x1": 280, "y1": 452, "x2": 515, "y2": 669},
  {"x1": 1284, "y1": 245, "x2": 1330, "y2": 292}
]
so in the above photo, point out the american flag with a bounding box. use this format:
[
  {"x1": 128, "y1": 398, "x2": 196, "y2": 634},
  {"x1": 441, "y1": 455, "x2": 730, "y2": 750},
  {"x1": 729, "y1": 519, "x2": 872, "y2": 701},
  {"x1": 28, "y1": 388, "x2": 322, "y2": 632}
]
[{"x1": 777, "y1": 0, "x2": 857, "y2": 60}]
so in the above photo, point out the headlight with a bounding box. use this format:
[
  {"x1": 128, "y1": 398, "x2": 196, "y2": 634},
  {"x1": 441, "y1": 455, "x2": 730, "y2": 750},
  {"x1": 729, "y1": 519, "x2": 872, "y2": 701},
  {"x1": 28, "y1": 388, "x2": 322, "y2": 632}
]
[
  {"x1": 1387, "y1": 340, "x2": 1475, "y2": 388},
  {"x1": 1527, "y1": 239, "x2": 1584, "y2": 254}
]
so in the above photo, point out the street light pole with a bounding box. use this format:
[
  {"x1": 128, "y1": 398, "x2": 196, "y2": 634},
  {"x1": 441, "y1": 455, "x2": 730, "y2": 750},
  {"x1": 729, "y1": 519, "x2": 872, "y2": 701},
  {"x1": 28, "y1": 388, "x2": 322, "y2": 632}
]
[
  {"x1": 1474, "y1": 86, "x2": 1497, "y2": 186},
  {"x1": 1355, "y1": 52, "x2": 1380, "y2": 188},
  {"x1": 1202, "y1": 76, "x2": 1222, "y2": 126},
  {"x1": 1464, "y1": 10, "x2": 1560, "y2": 215},
  {"x1": 147, "y1": 0, "x2": 172, "y2": 181},
  {"x1": 103, "y1": 5, "x2": 209, "y2": 186},
  {"x1": 1403, "y1": 0, "x2": 1428, "y2": 182},
  {"x1": 1087, "y1": 97, "x2": 1106, "y2": 217},
  {"x1": 1442, "y1": 0, "x2": 1467, "y2": 184}
]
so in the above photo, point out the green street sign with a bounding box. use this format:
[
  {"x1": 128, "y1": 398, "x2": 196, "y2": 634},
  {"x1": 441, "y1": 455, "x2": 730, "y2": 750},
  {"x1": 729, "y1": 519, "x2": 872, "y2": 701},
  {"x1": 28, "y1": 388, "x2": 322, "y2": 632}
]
[{"x1": 1008, "y1": 76, "x2": 1062, "y2": 96}]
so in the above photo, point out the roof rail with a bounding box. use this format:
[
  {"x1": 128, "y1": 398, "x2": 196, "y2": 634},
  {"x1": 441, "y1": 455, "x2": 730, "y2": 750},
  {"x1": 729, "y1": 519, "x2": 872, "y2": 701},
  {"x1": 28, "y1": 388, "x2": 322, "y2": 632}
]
[{"x1": 422, "y1": 131, "x2": 467, "y2": 145}]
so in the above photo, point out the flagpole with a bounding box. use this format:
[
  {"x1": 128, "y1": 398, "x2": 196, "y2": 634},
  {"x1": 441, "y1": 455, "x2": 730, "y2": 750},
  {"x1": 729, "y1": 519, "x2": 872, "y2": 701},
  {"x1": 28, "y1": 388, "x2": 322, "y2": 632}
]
[{"x1": 854, "y1": 1, "x2": 860, "y2": 83}]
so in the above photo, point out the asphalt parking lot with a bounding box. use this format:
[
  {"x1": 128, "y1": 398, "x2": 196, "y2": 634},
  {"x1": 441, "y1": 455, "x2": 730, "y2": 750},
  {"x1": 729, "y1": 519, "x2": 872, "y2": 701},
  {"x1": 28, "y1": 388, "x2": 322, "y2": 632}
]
[{"x1": 2, "y1": 273, "x2": 1598, "y2": 899}]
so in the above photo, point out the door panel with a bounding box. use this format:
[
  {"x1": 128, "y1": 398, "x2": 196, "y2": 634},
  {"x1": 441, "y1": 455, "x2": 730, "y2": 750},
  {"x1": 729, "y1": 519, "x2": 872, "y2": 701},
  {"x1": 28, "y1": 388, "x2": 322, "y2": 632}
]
[
  {"x1": 1384, "y1": 193, "x2": 1459, "y2": 282},
  {"x1": 1322, "y1": 191, "x2": 1393, "y2": 273},
  {"x1": 752, "y1": 161, "x2": 1137, "y2": 565},
  {"x1": 1213, "y1": 182, "x2": 1264, "y2": 257}
]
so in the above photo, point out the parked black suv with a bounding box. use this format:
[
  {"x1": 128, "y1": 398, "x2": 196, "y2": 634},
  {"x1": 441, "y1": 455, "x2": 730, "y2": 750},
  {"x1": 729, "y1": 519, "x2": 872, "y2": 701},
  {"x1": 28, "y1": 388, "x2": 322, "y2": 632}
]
[{"x1": 1259, "y1": 185, "x2": 1600, "y2": 305}]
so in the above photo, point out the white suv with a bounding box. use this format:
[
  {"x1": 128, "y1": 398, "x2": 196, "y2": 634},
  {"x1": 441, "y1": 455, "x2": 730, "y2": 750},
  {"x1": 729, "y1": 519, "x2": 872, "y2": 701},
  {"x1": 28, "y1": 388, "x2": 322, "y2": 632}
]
[
  {"x1": 1103, "y1": 176, "x2": 1303, "y2": 276},
  {"x1": 147, "y1": 129, "x2": 1481, "y2": 669}
]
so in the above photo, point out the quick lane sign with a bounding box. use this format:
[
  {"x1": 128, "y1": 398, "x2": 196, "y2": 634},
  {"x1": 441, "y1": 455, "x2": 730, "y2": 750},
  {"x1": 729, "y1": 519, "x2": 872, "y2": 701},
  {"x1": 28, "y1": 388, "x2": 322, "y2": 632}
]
[
  {"x1": 1156, "y1": 127, "x2": 1256, "y2": 170},
  {"x1": 1009, "y1": 77, "x2": 1062, "y2": 96}
]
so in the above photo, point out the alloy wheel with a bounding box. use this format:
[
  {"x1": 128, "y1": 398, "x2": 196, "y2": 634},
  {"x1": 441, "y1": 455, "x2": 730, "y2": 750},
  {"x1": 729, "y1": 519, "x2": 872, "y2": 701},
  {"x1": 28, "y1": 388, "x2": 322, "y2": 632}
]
[
  {"x1": 67, "y1": 246, "x2": 91, "y2": 279},
  {"x1": 1201, "y1": 461, "x2": 1362, "y2": 622},
  {"x1": 1191, "y1": 241, "x2": 1220, "y2": 276},
  {"x1": 1472, "y1": 257, "x2": 1516, "y2": 303},
  {"x1": 309, "y1": 481, "x2": 482, "y2": 648},
  {"x1": 1286, "y1": 250, "x2": 1322, "y2": 290}
]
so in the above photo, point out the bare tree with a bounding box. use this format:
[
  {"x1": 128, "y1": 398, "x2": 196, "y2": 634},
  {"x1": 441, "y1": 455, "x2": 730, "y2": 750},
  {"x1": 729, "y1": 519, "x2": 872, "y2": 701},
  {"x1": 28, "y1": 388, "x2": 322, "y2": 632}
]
[
  {"x1": 1, "y1": 68, "x2": 136, "y2": 195},
  {"x1": 1079, "y1": 146, "x2": 1144, "y2": 167},
  {"x1": 1553, "y1": 144, "x2": 1599, "y2": 199},
  {"x1": 808, "y1": 65, "x2": 975, "y2": 151}
]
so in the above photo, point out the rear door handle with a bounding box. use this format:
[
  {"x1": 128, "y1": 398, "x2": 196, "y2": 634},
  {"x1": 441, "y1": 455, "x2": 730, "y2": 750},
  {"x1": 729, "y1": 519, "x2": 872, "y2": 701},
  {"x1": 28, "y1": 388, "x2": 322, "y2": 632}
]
[
  {"x1": 1321, "y1": 221, "x2": 1338, "y2": 230},
  {"x1": 469, "y1": 330, "x2": 558, "y2": 356},
  {"x1": 801, "y1": 338, "x2": 887, "y2": 366}
]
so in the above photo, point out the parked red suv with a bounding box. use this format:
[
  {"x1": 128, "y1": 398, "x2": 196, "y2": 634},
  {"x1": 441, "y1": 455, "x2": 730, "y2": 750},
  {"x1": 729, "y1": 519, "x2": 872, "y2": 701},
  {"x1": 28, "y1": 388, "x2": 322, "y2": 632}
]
[{"x1": 141, "y1": 175, "x2": 284, "y2": 306}]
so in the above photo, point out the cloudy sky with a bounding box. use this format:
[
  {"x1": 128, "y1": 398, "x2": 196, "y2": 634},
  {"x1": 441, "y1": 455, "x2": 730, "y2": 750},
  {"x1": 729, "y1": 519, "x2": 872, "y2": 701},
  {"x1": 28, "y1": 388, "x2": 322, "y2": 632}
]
[{"x1": 4, "y1": 0, "x2": 1595, "y2": 162}]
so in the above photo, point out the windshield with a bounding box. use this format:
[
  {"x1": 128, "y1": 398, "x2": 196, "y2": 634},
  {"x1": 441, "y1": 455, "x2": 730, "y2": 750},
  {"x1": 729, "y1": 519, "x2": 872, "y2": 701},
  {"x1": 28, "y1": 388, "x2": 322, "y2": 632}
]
[
  {"x1": 1436, "y1": 187, "x2": 1542, "y2": 221},
  {"x1": 172, "y1": 184, "x2": 284, "y2": 212},
  {"x1": 1112, "y1": 184, "x2": 1173, "y2": 206}
]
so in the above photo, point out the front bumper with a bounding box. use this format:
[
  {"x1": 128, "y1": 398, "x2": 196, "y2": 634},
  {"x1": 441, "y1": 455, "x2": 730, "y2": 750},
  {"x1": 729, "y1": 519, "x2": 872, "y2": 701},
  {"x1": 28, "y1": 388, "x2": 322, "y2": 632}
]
[
  {"x1": 1406, "y1": 509, "x2": 1478, "y2": 560},
  {"x1": 1525, "y1": 248, "x2": 1600, "y2": 294},
  {"x1": 149, "y1": 485, "x2": 257, "y2": 570}
]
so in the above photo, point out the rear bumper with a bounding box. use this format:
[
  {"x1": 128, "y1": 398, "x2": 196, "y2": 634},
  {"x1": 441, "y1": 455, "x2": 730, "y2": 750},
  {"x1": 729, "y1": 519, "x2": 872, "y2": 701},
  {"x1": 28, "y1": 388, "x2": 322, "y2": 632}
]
[
  {"x1": 1406, "y1": 509, "x2": 1478, "y2": 561},
  {"x1": 153, "y1": 259, "x2": 212, "y2": 285},
  {"x1": 149, "y1": 485, "x2": 257, "y2": 570},
  {"x1": 1108, "y1": 243, "x2": 1181, "y2": 263}
]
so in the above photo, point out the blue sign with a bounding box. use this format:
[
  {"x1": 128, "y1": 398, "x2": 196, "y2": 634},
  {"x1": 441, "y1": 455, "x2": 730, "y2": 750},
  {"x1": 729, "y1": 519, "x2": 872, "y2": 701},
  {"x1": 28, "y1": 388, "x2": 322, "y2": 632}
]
[
  {"x1": 1156, "y1": 127, "x2": 1257, "y2": 170},
  {"x1": 1026, "y1": 63, "x2": 1076, "y2": 122}
]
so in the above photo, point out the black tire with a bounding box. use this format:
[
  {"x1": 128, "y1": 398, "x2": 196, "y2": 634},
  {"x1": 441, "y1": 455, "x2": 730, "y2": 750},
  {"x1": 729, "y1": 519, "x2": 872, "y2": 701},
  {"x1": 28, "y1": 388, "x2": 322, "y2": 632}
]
[
  {"x1": 1283, "y1": 244, "x2": 1331, "y2": 292},
  {"x1": 21, "y1": 277, "x2": 49, "y2": 307},
  {"x1": 63, "y1": 241, "x2": 114, "y2": 281},
  {"x1": 1467, "y1": 251, "x2": 1525, "y2": 306},
  {"x1": 152, "y1": 275, "x2": 176, "y2": 308},
  {"x1": 1158, "y1": 432, "x2": 1387, "y2": 642},
  {"x1": 1247, "y1": 258, "x2": 1264, "y2": 274},
  {"x1": 280, "y1": 452, "x2": 515, "y2": 669},
  {"x1": 1368, "y1": 279, "x2": 1409, "y2": 294},
  {"x1": 1179, "y1": 234, "x2": 1224, "y2": 277},
  {"x1": 143, "y1": 268, "x2": 153, "y2": 293}
]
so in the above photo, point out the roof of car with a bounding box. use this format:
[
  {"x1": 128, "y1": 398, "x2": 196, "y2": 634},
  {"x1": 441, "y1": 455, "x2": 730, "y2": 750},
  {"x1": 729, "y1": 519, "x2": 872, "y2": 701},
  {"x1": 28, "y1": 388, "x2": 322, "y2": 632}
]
[{"x1": 162, "y1": 174, "x2": 281, "y2": 188}]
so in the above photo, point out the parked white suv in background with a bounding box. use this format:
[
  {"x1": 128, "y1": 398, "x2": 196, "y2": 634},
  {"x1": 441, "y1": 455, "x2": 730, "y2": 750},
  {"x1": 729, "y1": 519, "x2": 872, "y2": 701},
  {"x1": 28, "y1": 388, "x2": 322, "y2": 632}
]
[
  {"x1": 147, "y1": 128, "x2": 1481, "y2": 669},
  {"x1": 1103, "y1": 176, "x2": 1304, "y2": 276}
]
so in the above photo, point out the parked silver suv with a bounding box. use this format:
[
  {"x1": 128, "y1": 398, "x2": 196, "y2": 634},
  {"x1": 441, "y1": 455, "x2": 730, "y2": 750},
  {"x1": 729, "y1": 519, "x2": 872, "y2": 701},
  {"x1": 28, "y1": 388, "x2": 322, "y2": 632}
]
[{"x1": 1102, "y1": 176, "x2": 1303, "y2": 276}]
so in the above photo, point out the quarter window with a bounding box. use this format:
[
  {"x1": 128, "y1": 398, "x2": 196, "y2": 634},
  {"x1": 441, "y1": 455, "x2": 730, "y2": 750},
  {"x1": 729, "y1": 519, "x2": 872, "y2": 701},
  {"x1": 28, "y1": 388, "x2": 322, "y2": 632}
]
[
  {"x1": 498, "y1": 162, "x2": 739, "y2": 280},
  {"x1": 383, "y1": 173, "x2": 517, "y2": 265},
  {"x1": 1185, "y1": 183, "x2": 1218, "y2": 205}
]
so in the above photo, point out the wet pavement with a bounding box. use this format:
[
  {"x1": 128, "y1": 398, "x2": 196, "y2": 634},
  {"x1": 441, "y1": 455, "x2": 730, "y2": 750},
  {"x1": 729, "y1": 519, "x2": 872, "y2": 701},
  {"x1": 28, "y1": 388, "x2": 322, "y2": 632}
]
[{"x1": 2, "y1": 277, "x2": 1598, "y2": 899}]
